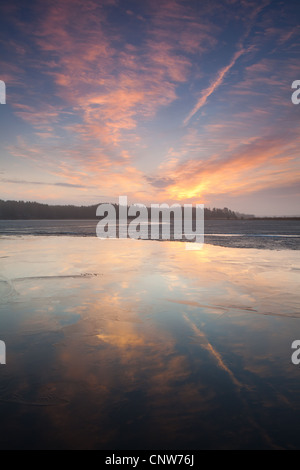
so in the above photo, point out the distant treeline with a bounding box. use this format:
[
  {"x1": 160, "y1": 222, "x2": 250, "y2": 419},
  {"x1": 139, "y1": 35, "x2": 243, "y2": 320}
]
[
  {"x1": 0, "y1": 199, "x2": 252, "y2": 220},
  {"x1": 0, "y1": 200, "x2": 97, "y2": 219}
]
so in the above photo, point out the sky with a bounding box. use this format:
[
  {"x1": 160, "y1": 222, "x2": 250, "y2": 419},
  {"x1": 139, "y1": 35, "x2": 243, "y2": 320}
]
[{"x1": 0, "y1": 0, "x2": 299, "y2": 216}]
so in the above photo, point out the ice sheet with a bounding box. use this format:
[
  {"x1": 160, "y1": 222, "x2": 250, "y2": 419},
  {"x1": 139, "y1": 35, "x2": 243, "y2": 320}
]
[{"x1": 0, "y1": 237, "x2": 299, "y2": 449}]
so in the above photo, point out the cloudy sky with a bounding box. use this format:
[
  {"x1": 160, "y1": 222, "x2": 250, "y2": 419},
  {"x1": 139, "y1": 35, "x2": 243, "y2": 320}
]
[{"x1": 0, "y1": 0, "x2": 299, "y2": 215}]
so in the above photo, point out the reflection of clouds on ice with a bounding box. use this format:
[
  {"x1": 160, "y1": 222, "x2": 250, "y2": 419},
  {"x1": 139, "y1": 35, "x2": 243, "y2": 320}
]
[
  {"x1": 183, "y1": 313, "x2": 243, "y2": 390},
  {"x1": 0, "y1": 237, "x2": 299, "y2": 449}
]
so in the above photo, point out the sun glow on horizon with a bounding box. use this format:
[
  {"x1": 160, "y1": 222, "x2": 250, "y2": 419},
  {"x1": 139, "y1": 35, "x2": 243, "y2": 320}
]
[{"x1": 0, "y1": 0, "x2": 299, "y2": 216}]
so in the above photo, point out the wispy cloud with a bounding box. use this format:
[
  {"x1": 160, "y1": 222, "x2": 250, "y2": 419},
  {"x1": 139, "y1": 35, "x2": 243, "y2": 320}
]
[
  {"x1": 1, "y1": 0, "x2": 299, "y2": 213},
  {"x1": 148, "y1": 130, "x2": 300, "y2": 202},
  {"x1": 0, "y1": 178, "x2": 89, "y2": 189},
  {"x1": 183, "y1": 1, "x2": 271, "y2": 125},
  {"x1": 183, "y1": 48, "x2": 246, "y2": 126}
]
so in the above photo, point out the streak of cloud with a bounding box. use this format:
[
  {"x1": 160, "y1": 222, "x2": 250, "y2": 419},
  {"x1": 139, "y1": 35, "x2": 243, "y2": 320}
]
[
  {"x1": 0, "y1": 178, "x2": 89, "y2": 189},
  {"x1": 183, "y1": 1, "x2": 271, "y2": 125},
  {"x1": 183, "y1": 48, "x2": 246, "y2": 126}
]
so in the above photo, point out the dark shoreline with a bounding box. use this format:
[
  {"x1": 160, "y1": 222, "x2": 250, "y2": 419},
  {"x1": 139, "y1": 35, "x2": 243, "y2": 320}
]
[
  {"x1": 0, "y1": 217, "x2": 299, "y2": 221},
  {"x1": 0, "y1": 219, "x2": 299, "y2": 251}
]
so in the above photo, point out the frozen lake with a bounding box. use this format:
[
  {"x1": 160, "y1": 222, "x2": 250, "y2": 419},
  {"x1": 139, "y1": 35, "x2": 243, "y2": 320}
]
[
  {"x1": 0, "y1": 236, "x2": 299, "y2": 449},
  {"x1": 0, "y1": 218, "x2": 299, "y2": 249}
]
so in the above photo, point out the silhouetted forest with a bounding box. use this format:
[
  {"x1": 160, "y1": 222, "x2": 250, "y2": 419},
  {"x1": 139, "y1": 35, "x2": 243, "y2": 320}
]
[
  {"x1": 0, "y1": 199, "x2": 252, "y2": 220},
  {"x1": 0, "y1": 200, "x2": 97, "y2": 219}
]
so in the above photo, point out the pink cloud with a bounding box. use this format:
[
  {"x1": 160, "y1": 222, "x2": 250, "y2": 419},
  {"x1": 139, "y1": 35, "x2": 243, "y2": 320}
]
[{"x1": 148, "y1": 132, "x2": 300, "y2": 202}]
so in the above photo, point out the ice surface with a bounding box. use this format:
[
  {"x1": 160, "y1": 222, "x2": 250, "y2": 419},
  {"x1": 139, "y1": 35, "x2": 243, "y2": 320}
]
[{"x1": 0, "y1": 236, "x2": 299, "y2": 449}]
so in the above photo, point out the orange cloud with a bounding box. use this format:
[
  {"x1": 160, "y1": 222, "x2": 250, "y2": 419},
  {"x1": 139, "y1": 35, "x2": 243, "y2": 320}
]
[
  {"x1": 25, "y1": 0, "x2": 193, "y2": 149},
  {"x1": 149, "y1": 133, "x2": 300, "y2": 202},
  {"x1": 2, "y1": 0, "x2": 299, "y2": 212}
]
